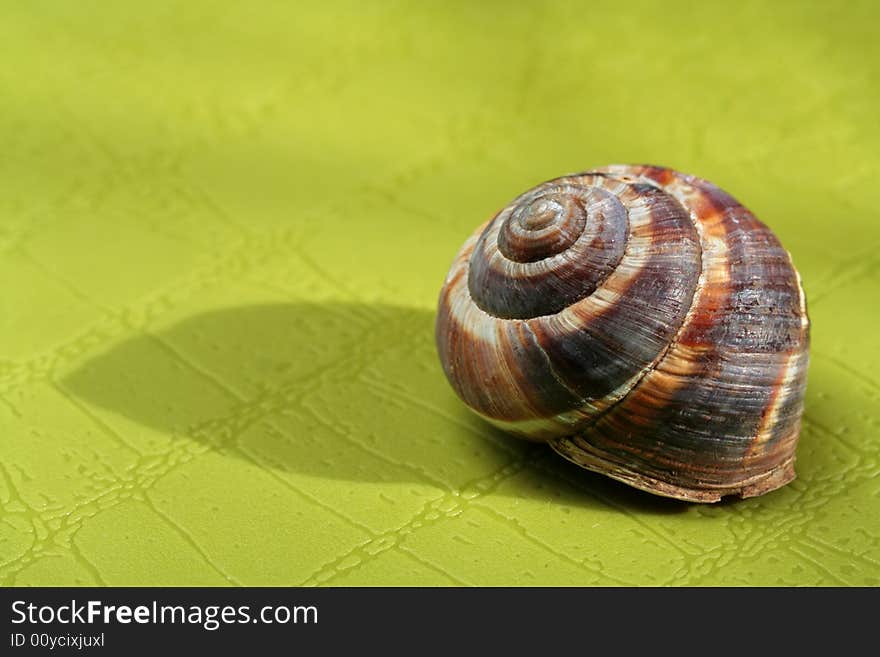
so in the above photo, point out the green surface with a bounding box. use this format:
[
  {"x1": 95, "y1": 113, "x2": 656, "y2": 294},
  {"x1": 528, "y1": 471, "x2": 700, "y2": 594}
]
[{"x1": 1, "y1": 1, "x2": 878, "y2": 587}]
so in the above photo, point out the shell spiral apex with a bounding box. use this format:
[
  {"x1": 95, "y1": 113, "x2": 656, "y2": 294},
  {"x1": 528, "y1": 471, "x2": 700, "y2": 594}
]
[{"x1": 435, "y1": 164, "x2": 810, "y2": 503}]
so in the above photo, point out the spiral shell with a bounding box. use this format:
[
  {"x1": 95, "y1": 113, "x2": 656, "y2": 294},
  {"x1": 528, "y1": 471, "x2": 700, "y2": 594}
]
[{"x1": 435, "y1": 165, "x2": 810, "y2": 502}]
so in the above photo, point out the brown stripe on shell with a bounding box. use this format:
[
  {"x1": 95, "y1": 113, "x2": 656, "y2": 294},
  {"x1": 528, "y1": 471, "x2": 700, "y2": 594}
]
[
  {"x1": 745, "y1": 347, "x2": 809, "y2": 466},
  {"x1": 527, "y1": 182, "x2": 700, "y2": 402},
  {"x1": 745, "y1": 264, "x2": 810, "y2": 464},
  {"x1": 551, "y1": 166, "x2": 810, "y2": 500},
  {"x1": 435, "y1": 229, "x2": 583, "y2": 427}
]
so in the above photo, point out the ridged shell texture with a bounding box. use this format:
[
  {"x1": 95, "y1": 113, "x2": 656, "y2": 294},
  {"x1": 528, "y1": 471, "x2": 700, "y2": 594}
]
[{"x1": 435, "y1": 165, "x2": 810, "y2": 502}]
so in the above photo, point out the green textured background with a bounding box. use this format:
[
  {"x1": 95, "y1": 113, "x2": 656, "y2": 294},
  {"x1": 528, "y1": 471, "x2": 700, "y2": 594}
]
[{"x1": 1, "y1": 1, "x2": 878, "y2": 587}]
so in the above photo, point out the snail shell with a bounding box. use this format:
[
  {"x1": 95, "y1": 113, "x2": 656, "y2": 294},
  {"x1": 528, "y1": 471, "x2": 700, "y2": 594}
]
[{"x1": 435, "y1": 165, "x2": 810, "y2": 503}]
